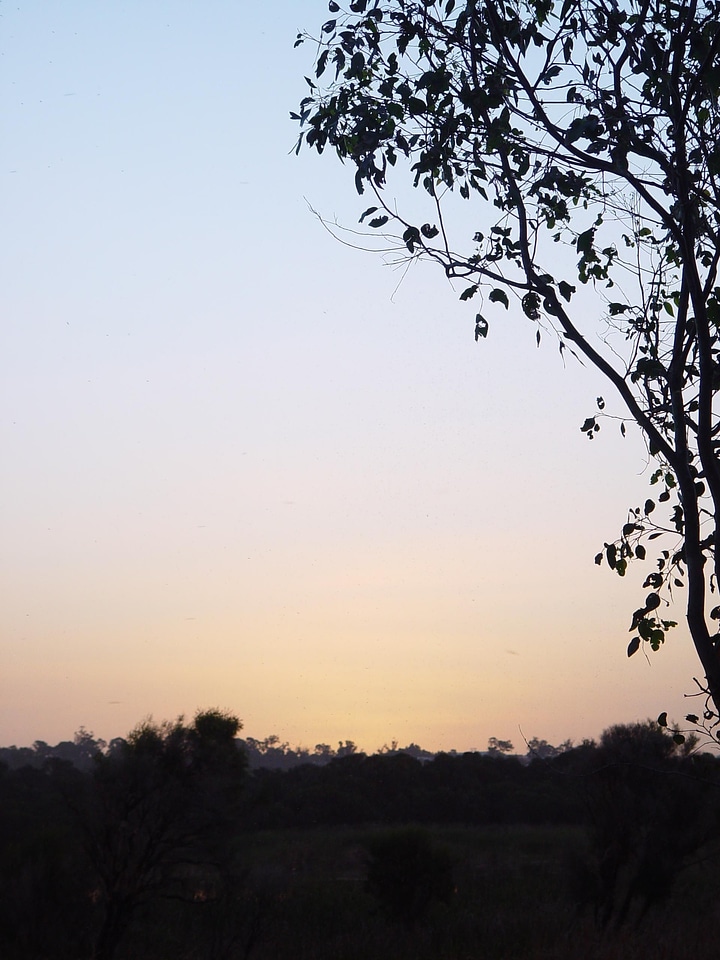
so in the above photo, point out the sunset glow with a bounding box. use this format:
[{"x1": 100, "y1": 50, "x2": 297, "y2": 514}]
[{"x1": 1, "y1": 0, "x2": 701, "y2": 753}]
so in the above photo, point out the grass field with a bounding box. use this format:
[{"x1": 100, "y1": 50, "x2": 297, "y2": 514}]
[{"x1": 142, "y1": 823, "x2": 720, "y2": 960}]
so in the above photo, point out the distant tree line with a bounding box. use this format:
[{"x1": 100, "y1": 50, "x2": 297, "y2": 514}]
[{"x1": 0, "y1": 730, "x2": 567, "y2": 773}]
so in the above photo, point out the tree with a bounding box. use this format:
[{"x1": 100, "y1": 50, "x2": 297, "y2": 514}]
[
  {"x1": 486, "y1": 737, "x2": 514, "y2": 755},
  {"x1": 295, "y1": 0, "x2": 720, "y2": 728},
  {"x1": 576, "y1": 721, "x2": 713, "y2": 927},
  {"x1": 81, "y1": 709, "x2": 246, "y2": 960},
  {"x1": 524, "y1": 736, "x2": 573, "y2": 759}
]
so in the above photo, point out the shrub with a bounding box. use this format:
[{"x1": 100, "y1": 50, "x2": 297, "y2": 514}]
[{"x1": 363, "y1": 827, "x2": 455, "y2": 927}]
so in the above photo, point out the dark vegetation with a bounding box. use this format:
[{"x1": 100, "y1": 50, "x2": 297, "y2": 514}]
[{"x1": 4, "y1": 711, "x2": 720, "y2": 958}]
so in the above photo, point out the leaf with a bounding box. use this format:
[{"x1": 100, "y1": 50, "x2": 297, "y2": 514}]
[
  {"x1": 673, "y1": 733, "x2": 686, "y2": 745},
  {"x1": 645, "y1": 592, "x2": 661, "y2": 611},
  {"x1": 474, "y1": 314, "x2": 488, "y2": 340},
  {"x1": 620, "y1": 422, "x2": 626, "y2": 437},
  {"x1": 627, "y1": 636, "x2": 641, "y2": 657},
  {"x1": 566, "y1": 114, "x2": 601, "y2": 144},
  {"x1": 460, "y1": 285, "x2": 478, "y2": 301},
  {"x1": 558, "y1": 280, "x2": 575, "y2": 301},
  {"x1": 635, "y1": 544, "x2": 646, "y2": 560},
  {"x1": 368, "y1": 216, "x2": 389, "y2": 228},
  {"x1": 644, "y1": 499, "x2": 655, "y2": 515},
  {"x1": 316, "y1": 49, "x2": 329, "y2": 77},
  {"x1": 541, "y1": 64, "x2": 562, "y2": 83},
  {"x1": 489, "y1": 288, "x2": 509, "y2": 309},
  {"x1": 629, "y1": 607, "x2": 646, "y2": 631},
  {"x1": 581, "y1": 417, "x2": 596, "y2": 432},
  {"x1": 686, "y1": 714, "x2": 699, "y2": 724},
  {"x1": 522, "y1": 292, "x2": 541, "y2": 320},
  {"x1": 359, "y1": 206, "x2": 379, "y2": 223},
  {"x1": 402, "y1": 226, "x2": 422, "y2": 252},
  {"x1": 576, "y1": 227, "x2": 595, "y2": 254},
  {"x1": 597, "y1": 397, "x2": 605, "y2": 409},
  {"x1": 657, "y1": 711, "x2": 668, "y2": 727},
  {"x1": 350, "y1": 51, "x2": 366, "y2": 76}
]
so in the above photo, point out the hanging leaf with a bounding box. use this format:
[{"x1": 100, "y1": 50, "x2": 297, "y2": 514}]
[
  {"x1": 474, "y1": 314, "x2": 489, "y2": 340},
  {"x1": 489, "y1": 288, "x2": 510, "y2": 309},
  {"x1": 402, "y1": 225, "x2": 422, "y2": 252}
]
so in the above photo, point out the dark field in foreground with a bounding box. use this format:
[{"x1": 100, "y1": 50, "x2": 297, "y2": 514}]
[
  {"x1": 127, "y1": 824, "x2": 720, "y2": 960},
  {"x1": 6, "y1": 719, "x2": 720, "y2": 958}
]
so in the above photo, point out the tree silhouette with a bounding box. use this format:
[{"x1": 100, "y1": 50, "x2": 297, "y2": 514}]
[
  {"x1": 295, "y1": 0, "x2": 720, "y2": 724},
  {"x1": 578, "y1": 721, "x2": 716, "y2": 927},
  {"x1": 81, "y1": 709, "x2": 246, "y2": 960}
]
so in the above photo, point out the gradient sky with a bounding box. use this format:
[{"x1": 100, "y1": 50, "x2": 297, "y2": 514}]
[{"x1": 1, "y1": 1, "x2": 703, "y2": 753}]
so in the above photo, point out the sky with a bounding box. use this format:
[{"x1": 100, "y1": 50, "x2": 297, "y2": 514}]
[{"x1": 0, "y1": 1, "x2": 704, "y2": 753}]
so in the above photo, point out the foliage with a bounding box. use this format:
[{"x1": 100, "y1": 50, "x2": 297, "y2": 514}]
[
  {"x1": 80, "y1": 708, "x2": 247, "y2": 960},
  {"x1": 295, "y1": 0, "x2": 720, "y2": 721},
  {"x1": 486, "y1": 736, "x2": 514, "y2": 755},
  {"x1": 363, "y1": 827, "x2": 456, "y2": 926},
  {"x1": 573, "y1": 721, "x2": 719, "y2": 928}
]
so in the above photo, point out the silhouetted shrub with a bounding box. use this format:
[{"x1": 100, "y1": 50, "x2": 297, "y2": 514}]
[{"x1": 363, "y1": 827, "x2": 455, "y2": 927}]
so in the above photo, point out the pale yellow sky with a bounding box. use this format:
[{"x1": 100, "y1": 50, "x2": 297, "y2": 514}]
[{"x1": 1, "y1": 1, "x2": 701, "y2": 752}]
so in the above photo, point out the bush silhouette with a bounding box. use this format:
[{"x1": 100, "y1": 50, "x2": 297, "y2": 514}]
[{"x1": 363, "y1": 827, "x2": 455, "y2": 927}]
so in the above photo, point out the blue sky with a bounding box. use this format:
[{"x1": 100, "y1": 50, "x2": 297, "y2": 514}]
[{"x1": 0, "y1": 1, "x2": 700, "y2": 751}]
